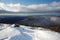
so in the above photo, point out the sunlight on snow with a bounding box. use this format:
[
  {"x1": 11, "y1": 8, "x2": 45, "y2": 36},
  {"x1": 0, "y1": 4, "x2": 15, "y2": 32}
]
[{"x1": 0, "y1": 24, "x2": 60, "y2": 40}]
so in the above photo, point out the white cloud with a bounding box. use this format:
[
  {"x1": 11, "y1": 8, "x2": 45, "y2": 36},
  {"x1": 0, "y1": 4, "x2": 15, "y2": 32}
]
[
  {"x1": 51, "y1": 1, "x2": 60, "y2": 7},
  {"x1": 0, "y1": 3, "x2": 21, "y2": 12},
  {"x1": 50, "y1": 17, "x2": 60, "y2": 24},
  {"x1": 0, "y1": 1, "x2": 60, "y2": 12}
]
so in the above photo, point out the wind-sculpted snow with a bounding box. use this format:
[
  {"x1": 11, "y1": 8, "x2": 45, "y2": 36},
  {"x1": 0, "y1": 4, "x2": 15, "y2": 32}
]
[
  {"x1": 0, "y1": 24, "x2": 60, "y2": 40},
  {"x1": 0, "y1": 26, "x2": 20, "y2": 40},
  {"x1": 33, "y1": 30, "x2": 60, "y2": 40}
]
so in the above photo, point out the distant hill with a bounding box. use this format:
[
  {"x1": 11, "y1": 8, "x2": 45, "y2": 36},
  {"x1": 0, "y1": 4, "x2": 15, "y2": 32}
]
[
  {"x1": 0, "y1": 15, "x2": 60, "y2": 27},
  {"x1": 20, "y1": 16, "x2": 60, "y2": 27}
]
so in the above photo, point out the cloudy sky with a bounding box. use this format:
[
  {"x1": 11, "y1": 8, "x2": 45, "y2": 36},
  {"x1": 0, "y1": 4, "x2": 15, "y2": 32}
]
[{"x1": 0, "y1": 0, "x2": 60, "y2": 12}]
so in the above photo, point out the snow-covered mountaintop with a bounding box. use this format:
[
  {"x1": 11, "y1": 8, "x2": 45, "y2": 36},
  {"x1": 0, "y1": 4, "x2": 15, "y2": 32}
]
[{"x1": 0, "y1": 24, "x2": 60, "y2": 40}]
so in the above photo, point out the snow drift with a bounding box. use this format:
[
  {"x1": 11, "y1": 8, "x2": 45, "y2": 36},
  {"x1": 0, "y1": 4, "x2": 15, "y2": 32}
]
[
  {"x1": 0, "y1": 24, "x2": 60, "y2": 40},
  {"x1": 0, "y1": 25, "x2": 20, "y2": 40}
]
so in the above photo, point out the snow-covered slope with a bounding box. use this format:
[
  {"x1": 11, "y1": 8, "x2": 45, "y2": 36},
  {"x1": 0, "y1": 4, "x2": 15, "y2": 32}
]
[
  {"x1": 0, "y1": 27, "x2": 20, "y2": 40},
  {"x1": 0, "y1": 24, "x2": 60, "y2": 40}
]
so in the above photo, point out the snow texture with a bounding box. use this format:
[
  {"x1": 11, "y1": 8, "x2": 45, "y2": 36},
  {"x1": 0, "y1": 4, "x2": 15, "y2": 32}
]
[{"x1": 0, "y1": 24, "x2": 60, "y2": 40}]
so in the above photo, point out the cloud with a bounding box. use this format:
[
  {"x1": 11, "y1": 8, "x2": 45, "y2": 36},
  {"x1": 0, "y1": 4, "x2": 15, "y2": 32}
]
[
  {"x1": 50, "y1": 1, "x2": 60, "y2": 7},
  {"x1": 0, "y1": 3, "x2": 21, "y2": 12},
  {"x1": 0, "y1": 1, "x2": 60, "y2": 12},
  {"x1": 50, "y1": 17, "x2": 60, "y2": 24}
]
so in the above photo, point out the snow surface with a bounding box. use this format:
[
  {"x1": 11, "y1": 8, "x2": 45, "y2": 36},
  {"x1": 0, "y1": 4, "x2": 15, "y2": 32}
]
[{"x1": 0, "y1": 24, "x2": 60, "y2": 40}]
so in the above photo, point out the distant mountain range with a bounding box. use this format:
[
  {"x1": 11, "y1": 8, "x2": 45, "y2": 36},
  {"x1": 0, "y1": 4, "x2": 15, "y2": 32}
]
[
  {"x1": 0, "y1": 15, "x2": 60, "y2": 27},
  {"x1": 0, "y1": 10, "x2": 60, "y2": 27},
  {"x1": 20, "y1": 16, "x2": 60, "y2": 27}
]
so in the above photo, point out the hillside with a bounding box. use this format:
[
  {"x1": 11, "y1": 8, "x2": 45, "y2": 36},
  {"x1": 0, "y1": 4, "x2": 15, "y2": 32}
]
[
  {"x1": 20, "y1": 16, "x2": 60, "y2": 27},
  {"x1": 0, "y1": 24, "x2": 60, "y2": 40}
]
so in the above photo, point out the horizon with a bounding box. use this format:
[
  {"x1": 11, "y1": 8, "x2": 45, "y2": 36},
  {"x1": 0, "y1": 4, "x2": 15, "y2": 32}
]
[{"x1": 0, "y1": 13, "x2": 60, "y2": 17}]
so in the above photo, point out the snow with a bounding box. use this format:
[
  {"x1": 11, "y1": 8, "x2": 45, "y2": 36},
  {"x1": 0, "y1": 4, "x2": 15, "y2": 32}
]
[
  {"x1": 0, "y1": 24, "x2": 60, "y2": 40},
  {"x1": 0, "y1": 24, "x2": 20, "y2": 40}
]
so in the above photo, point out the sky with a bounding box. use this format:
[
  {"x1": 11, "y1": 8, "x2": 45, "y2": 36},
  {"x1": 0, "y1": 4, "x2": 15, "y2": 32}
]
[
  {"x1": 0, "y1": 0, "x2": 60, "y2": 12},
  {"x1": 0, "y1": 0, "x2": 60, "y2": 5}
]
